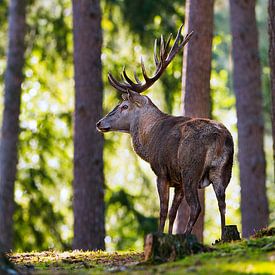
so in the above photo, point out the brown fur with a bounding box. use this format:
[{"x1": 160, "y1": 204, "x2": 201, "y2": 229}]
[{"x1": 97, "y1": 93, "x2": 234, "y2": 239}]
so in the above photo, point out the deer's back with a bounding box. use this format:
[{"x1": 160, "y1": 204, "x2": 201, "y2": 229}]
[{"x1": 147, "y1": 116, "x2": 233, "y2": 185}]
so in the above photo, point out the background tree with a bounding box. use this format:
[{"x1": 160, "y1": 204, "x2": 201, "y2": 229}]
[
  {"x1": 230, "y1": 0, "x2": 269, "y2": 238},
  {"x1": 13, "y1": 0, "x2": 74, "y2": 251},
  {"x1": 175, "y1": 0, "x2": 214, "y2": 242},
  {"x1": 269, "y1": 0, "x2": 275, "y2": 178},
  {"x1": 0, "y1": 0, "x2": 27, "y2": 251},
  {"x1": 72, "y1": 0, "x2": 105, "y2": 250}
]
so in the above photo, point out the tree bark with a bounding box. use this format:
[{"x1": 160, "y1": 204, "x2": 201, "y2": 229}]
[
  {"x1": 229, "y1": 0, "x2": 269, "y2": 238},
  {"x1": 144, "y1": 233, "x2": 210, "y2": 262},
  {"x1": 269, "y1": 0, "x2": 275, "y2": 180},
  {"x1": 176, "y1": 0, "x2": 214, "y2": 242},
  {"x1": 0, "y1": 0, "x2": 27, "y2": 251},
  {"x1": 72, "y1": 0, "x2": 105, "y2": 250}
]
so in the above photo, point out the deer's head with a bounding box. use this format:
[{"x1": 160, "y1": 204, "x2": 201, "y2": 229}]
[
  {"x1": 96, "y1": 91, "x2": 150, "y2": 133},
  {"x1": 96, "y1": 26, "x2": 193, "y2": 133}
]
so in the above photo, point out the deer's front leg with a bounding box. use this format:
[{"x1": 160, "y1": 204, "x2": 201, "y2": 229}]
[{"x1": 157, "y1": 178, "x2": 169, "y2": 232}]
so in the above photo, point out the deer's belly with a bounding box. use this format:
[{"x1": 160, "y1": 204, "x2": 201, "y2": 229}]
[
  {"x1": 169, "y1": 180, "x2": 181, "y2": 188},
  {"x1": 150, "y1": 152, "x2": 183, "y2": 185}
]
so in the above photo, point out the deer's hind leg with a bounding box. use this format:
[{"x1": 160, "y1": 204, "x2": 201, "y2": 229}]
[
  {"x1": 183, "y1": 178, "x2": 201, "y2": 235},
  {"x1": 209, "y1": 156, "x2": 233, "y2": 239}
]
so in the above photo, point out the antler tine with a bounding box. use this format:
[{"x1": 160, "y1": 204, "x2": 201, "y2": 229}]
[
  {"x1": 154, "y1": 38, "x2": 159, "y2": 67},
  {"x1": 166, "y1": 24, "x2": 184, "y2": 61},
  {"x1": 160, "y1": 35, "x2": 166, "y2": 62},
  {"x1": 164, "y1": 33, "x2": 173, "y2": 54},
  {"x1": 134, "y1": 71, "x2": 142, "y2": 84},
  {"x1": 108, "y1": 26, "x2": 194, "y2": 94},
  {"x1": 160, "y1": 33, "x2": 173, "y2": 65},
  {"x1": 108, "y1": 72, "x2": 129, "y2": 92},
  {"x1": 140, "y1": 56, "x2": 150, "y2": 82},
  {"x1": 123, "y1": 67, "x2": 136, "y2": 86},
  {"x1": 123, "y1": 68, "x2": 146, "y2": 92},
  {"x1": 120, "y1": 68, "x2": 126, "y2": 82},
  {"x1": 166, "y1": 26, "x2": 194, "y2": 62},
  {"x1": 179, "y1": 30, "x2": 194, "y2": 48}
]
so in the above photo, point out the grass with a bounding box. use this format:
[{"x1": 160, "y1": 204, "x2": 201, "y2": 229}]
[
  {"x1": 7, "y1": 233, "x2": 275, "y2": 274},
  {"x1": 8, "y1": 250, "x2": 143, "y2": 274}
]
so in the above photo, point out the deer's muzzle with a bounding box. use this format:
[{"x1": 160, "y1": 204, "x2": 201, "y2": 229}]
[{"x1": 96, "y1": 120, "x2": 111, "y2": 132}]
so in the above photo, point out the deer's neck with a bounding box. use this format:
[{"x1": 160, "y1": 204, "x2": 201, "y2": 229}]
[{"x1": 130, "y1": 109, "x2": 166, "y2": 162}]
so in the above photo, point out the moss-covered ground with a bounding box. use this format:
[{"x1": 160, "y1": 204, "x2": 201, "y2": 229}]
[{"x1": 7, "y1": 232, "x2": 275, "y2": 274}]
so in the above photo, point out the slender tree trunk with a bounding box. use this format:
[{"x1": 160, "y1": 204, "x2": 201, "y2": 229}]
[
  {"x1": 72, "y1": 0, "x2": 105, "y2": 250},
  {"x1": 0, "y1": 0, "x2": 27, "y2": 251},
  {"x1": 230, "y1": 0, "x2": 269, "y2": 238},
  {"x1": 176, "y1": 0, "x2": 214, "y2": 242},
  {"x1": 269, "y1": 0, "x2": 275, "y2": 179}
]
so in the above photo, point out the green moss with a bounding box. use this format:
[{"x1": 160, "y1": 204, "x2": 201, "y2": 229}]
[
  {"x1": 252, "y1": 227, "x2": 275, "y2": 239},
  {"x1": 7, "y1": 235, "x2": 275, "y2": 274},
  {"x1": 8, "y1": 250, "x2": 143, "y2": 274}
]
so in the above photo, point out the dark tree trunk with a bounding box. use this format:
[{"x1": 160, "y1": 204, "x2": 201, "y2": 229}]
[
  {"x1": 230, "y1": 0, "x2": 269, "y2": 238},
  {"x1": 176, "y1": 0, "x2": 214, "y2": 242},
  {"x1": 0, "y1": 0, "x2": 27, "y2": 251},
  {"x1": 72, "y1": 0, "x2": 105, "y2": 250},
  {"x1": 144, "y1": 233, "x2": 210, "y2": 262},
  {"x1": 269, "y1": 0, "x2": 275, "y2": 179}
]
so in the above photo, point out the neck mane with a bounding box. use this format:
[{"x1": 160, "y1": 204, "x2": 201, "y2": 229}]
[{"x1": 129, "y1": 104, "x2": 167, "y2": 162}]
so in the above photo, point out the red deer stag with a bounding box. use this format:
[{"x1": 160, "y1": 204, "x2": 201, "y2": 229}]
[{"x1": 97, "y1": 26, "x2": 234, "y2": 240}]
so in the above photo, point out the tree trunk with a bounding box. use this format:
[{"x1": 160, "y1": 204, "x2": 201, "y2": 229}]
[
  {"x1": 229, "y1": 0, "x2": 269, "y2": 238},
  {"x1": 72, "y1": 0, "x2": 105, "y2": 250},
  {"x1": 176, "y1": 0, "x2": 214, "y2": 242},
  {"x1": 0, "y1": 0, "x2": 27, "y2": 251},
  {"x1": 269, "y1": 0, "x2": 275, "y2": 180},
  {"x1": 144, "y1": 233, "x2": 210, "y2": 262}
]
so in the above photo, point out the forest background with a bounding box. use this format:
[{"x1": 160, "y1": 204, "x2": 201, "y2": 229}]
[{"x1": 0, "y1": 0, "x2": 274, "y2": 252}]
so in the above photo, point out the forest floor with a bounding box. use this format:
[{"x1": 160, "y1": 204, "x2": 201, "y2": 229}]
[{"x1": 6, "y1": 230, "x2": 275, "y2": 274}]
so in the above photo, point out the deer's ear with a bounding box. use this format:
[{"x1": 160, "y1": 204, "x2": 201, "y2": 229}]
[
  {"x1": 127, "y1": 90, "x2": 146, "y2": 107},
  {"x1": 121, "y1": 93, "x2": 128, "y2": 100}
]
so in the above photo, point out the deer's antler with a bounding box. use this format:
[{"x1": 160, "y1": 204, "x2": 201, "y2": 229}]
[{"x1": 108, "y1": 25, "x2": 194, "y2": 93}]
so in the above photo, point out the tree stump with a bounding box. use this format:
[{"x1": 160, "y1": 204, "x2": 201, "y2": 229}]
[
  {"x1": 222, "y1": 225, "x2": 241, "y2": 242},
  {"x1": 144, "y1": 233, "x2": 211, "y2": 262}
]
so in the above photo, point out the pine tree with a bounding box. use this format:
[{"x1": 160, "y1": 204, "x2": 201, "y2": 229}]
[
  {"x1": 0, "y1": 0, "x2": 27, "y2": 251},
  {"x1": 72, "y1": 0, "x2": 105, "y2": 250},
  {"x1": 176, "y1": 0, "x2": 214, "y2": 242},
  {"x1": 268, "y1": 0, "x2": 275, "y2": 179},
  {"x1": 230, "y1": 0, "x2": 269, "y2": 237}
]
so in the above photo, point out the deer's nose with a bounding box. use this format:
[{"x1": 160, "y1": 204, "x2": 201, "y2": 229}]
[{"x1": 96, "y1": 121, "x2": 101, "y2": 128}]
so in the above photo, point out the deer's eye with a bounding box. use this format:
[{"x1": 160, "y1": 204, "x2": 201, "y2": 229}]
[{"x1": 121, "y1": 105, "x2": 128, "y2": 110}]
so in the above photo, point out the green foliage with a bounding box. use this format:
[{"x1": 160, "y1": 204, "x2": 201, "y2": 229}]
[
  {"x1": 103, "y1": 134, "x2": 159, "y2": 250},
  {"x1": 104, "y1": 0, "x2": 184, "y2": 42},
  {"x1": 0, "y1": 0, "x2": 8, "y2": 54},
  {"x1": 26, "y1": 0, "x2": 72, "y2": 70},
  {"x1": 15, "y1": 112, "x2": 73, "y2": 251},
  {"x1": 106, "y1": 188, "x2": 158, "y2": 249}
]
